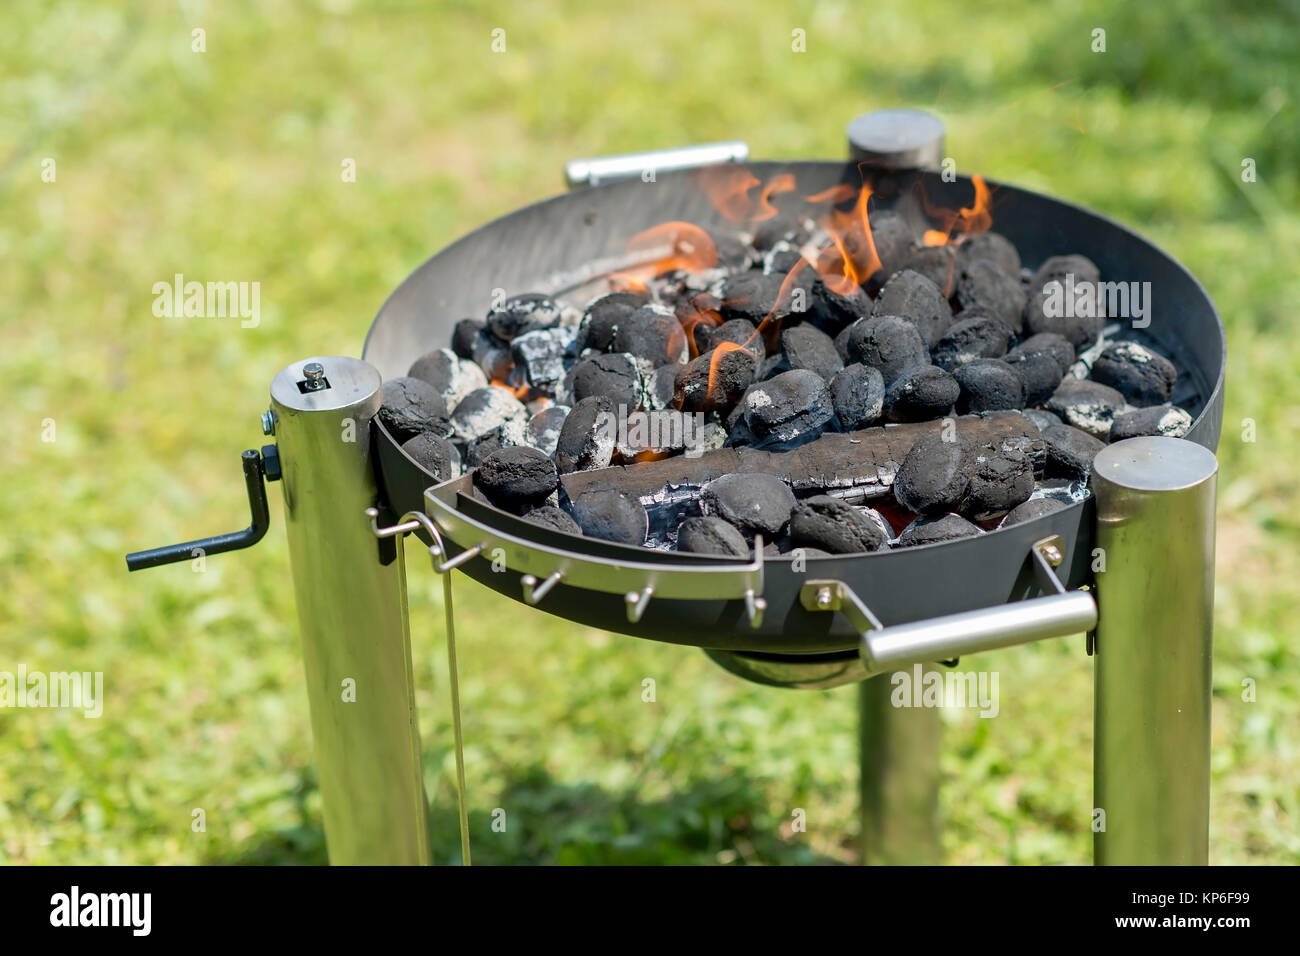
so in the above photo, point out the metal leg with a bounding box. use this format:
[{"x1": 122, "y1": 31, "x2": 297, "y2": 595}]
[
  {"x1": 1092, "y1": 437, "x2": 1217, "y2": 865},
  {"x1": 270, "y1": 357, "x2": 432, "y2": 865},
  {"x1": 859, "y1": 673, "x2": 943, "y2": 865}
]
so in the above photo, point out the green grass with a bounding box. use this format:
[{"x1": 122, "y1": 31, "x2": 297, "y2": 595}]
[{"x1": 1, "y1": 0, "x2": 1297, "y2": 864}]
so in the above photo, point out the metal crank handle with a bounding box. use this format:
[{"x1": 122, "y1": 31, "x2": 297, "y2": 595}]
[
  {"x1": 801, "y1": 535, "x2": 1098, "y2": 676},
  {"x1": 124, "y1": 447, "x2": 281, "y2": 571},
  {"x1": 564, "y1": 141, "x2": 749, "y2": 188}
]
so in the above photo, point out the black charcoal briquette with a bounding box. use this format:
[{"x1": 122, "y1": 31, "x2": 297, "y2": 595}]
[
  {"x1": 700, "y1": 473, "x2": 796, "y2": 541},
  {"x1": 788, "y1": 495, "x2": 890, "y2": 553},
  {"x1": 830, "y1": 363, "x2": 886, "y2": 430},
  {"x1": 893, "y1": 432, "x2": 971, "y2": 515},
  {"x1": 676, "y1": 516, "x2": 751, "y2": 557}
]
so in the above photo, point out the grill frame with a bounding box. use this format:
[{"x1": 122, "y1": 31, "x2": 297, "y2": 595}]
[{"x1": 363, "y1": 161, "x2": 1225, "y2": 653}]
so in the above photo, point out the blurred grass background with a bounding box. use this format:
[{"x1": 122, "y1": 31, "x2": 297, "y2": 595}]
[{"x1": 1, "y1": 0, "x2": 1296, "y2": 864}]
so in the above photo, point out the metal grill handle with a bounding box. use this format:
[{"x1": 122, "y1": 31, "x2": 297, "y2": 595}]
[{"x1": 801, "y1": 536, "x2": 1097, "y2": 675}]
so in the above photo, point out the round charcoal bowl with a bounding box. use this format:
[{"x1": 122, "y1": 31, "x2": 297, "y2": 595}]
[{"x1": 363, "y1": 162, "x2": 1225, "y2": 655}]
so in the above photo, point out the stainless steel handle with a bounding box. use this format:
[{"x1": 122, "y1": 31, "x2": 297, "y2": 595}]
[
  {"x1": 564, "y1": 140, "x2": 749, "y2": 188},
  {"x1": 801, "y1": 536, "x2": 1097, "y2": 675}
]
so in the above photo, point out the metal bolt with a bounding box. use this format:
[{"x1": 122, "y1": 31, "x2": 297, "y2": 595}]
[
  {"x1": 261, "y1": 410, "x2": 276, "y2": 435},
  {"x1": 302, "y1": 362, "x2": 326, "y2": 390},
  {"x1": 816, "y1": 586, "x2": 833, "y2": 608}
]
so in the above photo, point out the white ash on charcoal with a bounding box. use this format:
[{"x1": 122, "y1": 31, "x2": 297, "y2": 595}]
[
  {"x1": 473, "y1": 446, "x2": 559, "y2": 514},
  {"x1": 883, "y1": 365, "x2": 960, "y2": 422},
  {"x1": 953, "y1": 358, "x2": 1025, "y2": 413},
  {"x1": 742, "y1": 368, "x2": 835, "y2": 448},
  {"x1": 511, "y1": 326, "x2": 578, "y2": 396},
  {"x1": 1030, "y1": 478, "x2": 1094, "y2": 505},
  {"x1": 871, "y1": 269, "x2": 953, "y2": 348},
  {"x1": 780, "y1": 324, "x2": 844, "y2": 381},
  {"x1": 1002, "y1": 332, "x2": 1075, "y2": 405},
  {"x1": 485, "y1": 292, "x2": 563, "y2": 342},
  {"x1": 959, "y1": 445, "x2": 1035, "y2": 521},
  {"x1": 408, "y1": 348, "x2": 489, "y2": 409},
  {"x1": 400, "y1": 432, "x2": 461, "y2": 482},
  {"x1": 751, "y1": 212, "x2": 813, "y2": 252},
  {"x1": 525, "y1": 405, "x2": 570, "y2": 458},
  {"x1": 575, "y1": 291, "x2": 646, "y2": 354},
  {"x1": 955, "y1": 259, "x2": 1026, "y2": 334},
  {"x1": 564, "y1": 487, "x2": 649, "y2": 546},
  {"x1": 522, "y1": 504, "x2": 583, "y2": 536},
  {"x1": 838, "y1": 315, "x2": 931, "y2": 386},
  {"x1": 1089, "y1": 341, "x2": 1177, "y2": 406},
  {"x1": 1046, "y1": 378, "x2": 1127, "y2": 438},
  {"x1": 830, "y1": 363, "x2": 885, "y2": 430},
  {"x1": 643, "y1": 364, "x2": 681, "y2": 412},
  {"x1": 677, "y1": 346, "x2": 759, "y2": 413},
  {"x1": 956, "y1": 231, "x2": 1021, "y2": 277},
  {"x1": 451, "y1": 385, "x2": 529, "y2": 445},
  {"x1": 902, "y1": 244, "x2": 960, "y2": 298},
  {"x1": 1109, "y1": 404, "x2": 1193, "y2": 441},
  {"x1": 931, "y1": 313, "x2": 1013, "y2": 370},
  {"x1": 898, "y1": 513, "x2": 983, "y2": 546},
  {"x1": 378, "y1": 377, "x2": 452, "y2": 442},
  {"x1": 554, "y1": 395, "x2": 616, "y2": 474},
  {"x1": 1041, "y1": 422, "x2": 1105, "y2": 481},
  {"x1": 709, "y1": 230, "x2": 754, "y2": 271},
  {"x1": 676, "y1": 515, "x2": 751, "y2": 557},
  {"x1": 561, "y1": 413, "x2": 1043, "y2": 516},
  {"x1": 451, "y1": 318, "x2": 485, "y2": 359},
  {"x1": 1064, "y1": 324, "x2": 1119, "y2": 379},
  {"x1": 760, "y1": 246, "x2": 808, "y2": 276},
  {"x1": 700, "y1": 472, "x2": 796, "y2": 542},
  {"x1": 1000, "y1": 496, "x2": 1068, "y2": 527},
  {"x1": 892, "y1": 431, "x2": 972, "y2": 515},
  {"x1": 1023, "y1": 254, "x2": 1105, "y2": 347},
  {"x1": 563, "y1": 352, "x2": 643, "y2": 409},
  {"x1": 787, "y1": 495, "x2": 890, "y2": 553}
]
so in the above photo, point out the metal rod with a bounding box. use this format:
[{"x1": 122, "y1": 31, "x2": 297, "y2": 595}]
[
  {"x1": 271, "y1": 357, "x2": 432, "y2": 865},
  {"x1": 564, "y1": 141, "x2": 749, "y2": 188},
  {"x1": 441, "y1": 571, "x2": 472, "y2": 866},
  {"x1": 1092, "y1": 436, "x2": 1217, "y2": 865}
]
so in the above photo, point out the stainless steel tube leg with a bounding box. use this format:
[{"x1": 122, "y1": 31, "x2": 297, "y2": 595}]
[
  {"x1": 1092, "y1": 437, "x2": 1218, "y2": 866},
  {"x1": 859, "y1": 672, "x2": 943, "y2": 865},
  {"x1": 270, "y1": 357, "x2": 433, "y2": 865}
]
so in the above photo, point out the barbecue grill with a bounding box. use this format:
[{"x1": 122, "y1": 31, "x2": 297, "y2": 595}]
[{"x1": 127, "y1": 110, "x2": 1224, "y2": 867}]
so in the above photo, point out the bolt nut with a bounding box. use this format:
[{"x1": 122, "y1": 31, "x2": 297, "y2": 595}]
[
  {"x1": 816, "y1": 586, "x2": 833, "y2": 608},
  {"x1": 303, "y1": 362, "x2": 325, "y2": 382},
  {"x1": 261, "y1": 410, "x2": 276, "y2": 435}
]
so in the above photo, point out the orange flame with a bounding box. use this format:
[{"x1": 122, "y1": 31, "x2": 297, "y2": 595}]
[
  {"x1": 754, "y1": 173, "x2": 797, "y2": 221},
  {"x1": 490, "y1": 378, "x2": 530, "y2": 400},
  {"x1": 816, "y1": 184, "x2": 881, "y2": 295},
  {"x1": 705, "y1": 341, "x2": 748, "y2": 408},
  {"x1": 614, "y1": 221, "x2": 718, "y2": 289},
  {"x1": 918, "y1": 175, "x2": 994, "y2": 246},
  {"x1": 678, "y1": 300, "x2": 723, "y2": 358},
  {"x1": 805, "y1": 183, "x2": 857, "y2": 205},
  {"x1": 698, "y1": 166, "x2": 762, "y2": 223}
]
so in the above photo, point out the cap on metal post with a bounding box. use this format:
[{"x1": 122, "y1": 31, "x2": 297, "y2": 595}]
[{"x1": 847, "y1": 108, "x2": 945, "y2": 171}]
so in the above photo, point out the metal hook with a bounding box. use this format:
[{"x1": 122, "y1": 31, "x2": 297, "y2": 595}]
[
  {"x1": 522, "y1": 570, "x2": 564, "y2": 605},
  {"x1": 430, "y1": 542, "x2": 485, "y2": 574},
  {"x1": 745, "y1": 590, "x2": 767, "y2": 629},
  {"x1": 625, "y1": 585, "x2": 654, "y2": 623}
]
